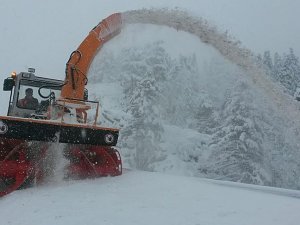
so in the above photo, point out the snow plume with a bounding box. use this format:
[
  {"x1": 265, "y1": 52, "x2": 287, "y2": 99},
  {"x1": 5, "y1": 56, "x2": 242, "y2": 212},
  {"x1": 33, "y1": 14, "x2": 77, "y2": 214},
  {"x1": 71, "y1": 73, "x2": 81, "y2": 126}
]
[
  {"x1": 122, "y1": 9, "x2": 300, "y2": 126},
  {"x1": 32, "y1": 140, "x2": 69, "y2": 185},
  {"x1": 48, "y1": 143, "x2": 69, "y2": 183}
]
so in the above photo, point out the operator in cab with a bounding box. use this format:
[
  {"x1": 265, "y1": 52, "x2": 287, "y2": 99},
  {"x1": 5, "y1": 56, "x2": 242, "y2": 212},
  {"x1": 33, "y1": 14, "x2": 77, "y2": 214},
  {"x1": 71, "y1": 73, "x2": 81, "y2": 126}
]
[{"x1": 18, "y1": 88, "x2": 39, "y2": 110}]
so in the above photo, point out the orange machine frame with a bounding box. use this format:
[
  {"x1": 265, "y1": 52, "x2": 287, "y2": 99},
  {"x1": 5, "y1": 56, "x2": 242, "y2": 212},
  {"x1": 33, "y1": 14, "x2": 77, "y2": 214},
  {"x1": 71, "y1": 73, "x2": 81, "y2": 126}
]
[{"x1": 60, "y1": 13, "x2": 122, "y2": 101}]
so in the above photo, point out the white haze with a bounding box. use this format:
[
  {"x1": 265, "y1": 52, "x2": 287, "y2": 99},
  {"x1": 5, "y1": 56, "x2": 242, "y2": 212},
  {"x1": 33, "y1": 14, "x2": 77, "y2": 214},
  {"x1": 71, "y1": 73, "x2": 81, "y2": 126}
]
[
  {"x1": 121, "y1": 9, "x2": 300, "y2": 124},
  {"x1": 0, "y1": 0, "x2": 300, "y2": 76},
  {"x1": 0, "y1": 0, "x2": 299, "y2": 114},
  {"x1": 0, "y1": 1, "x2": 300, "y2": 224},
  {"x1": 83, "y1": 9, "x2": 300, "y2": 189},
  {"x1": 0, "y1": 0, "x2": 298, "y2": 187}
]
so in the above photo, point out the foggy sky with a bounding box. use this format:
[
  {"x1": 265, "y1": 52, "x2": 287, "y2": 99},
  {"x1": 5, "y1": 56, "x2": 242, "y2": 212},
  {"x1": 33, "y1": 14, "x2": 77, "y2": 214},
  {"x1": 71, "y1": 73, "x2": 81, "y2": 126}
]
[
  {"x1": 0, "y1": 0, "x2": 299, "y2": 77},
  {"x1": 0, "y1": 0, "x2": 299, "y2": 106}
]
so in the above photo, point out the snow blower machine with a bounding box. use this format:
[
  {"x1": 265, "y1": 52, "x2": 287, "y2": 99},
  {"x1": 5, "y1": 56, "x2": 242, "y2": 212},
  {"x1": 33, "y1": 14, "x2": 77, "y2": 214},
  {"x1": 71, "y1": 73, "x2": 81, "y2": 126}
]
[{"x1": 0, "y1": 13, "x2": 122, "y2": 197}]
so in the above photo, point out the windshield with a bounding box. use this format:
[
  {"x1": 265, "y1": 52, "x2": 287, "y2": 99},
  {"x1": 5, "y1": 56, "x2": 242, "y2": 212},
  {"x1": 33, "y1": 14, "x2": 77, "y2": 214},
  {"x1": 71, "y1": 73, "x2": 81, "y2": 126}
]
[{"x1": 17, "y1": 80, "x2": 61, "y2": 110}]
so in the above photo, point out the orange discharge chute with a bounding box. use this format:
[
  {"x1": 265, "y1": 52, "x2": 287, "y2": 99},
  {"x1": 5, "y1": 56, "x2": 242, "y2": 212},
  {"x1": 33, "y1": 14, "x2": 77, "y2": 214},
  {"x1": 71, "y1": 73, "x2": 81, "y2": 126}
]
[{"x1": 61, "y1": 13, "x2": 122, "y2": 100}]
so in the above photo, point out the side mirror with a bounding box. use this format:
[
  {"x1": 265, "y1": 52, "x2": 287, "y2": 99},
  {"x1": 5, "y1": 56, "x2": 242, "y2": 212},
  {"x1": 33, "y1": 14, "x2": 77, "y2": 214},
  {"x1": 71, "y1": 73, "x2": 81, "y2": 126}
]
[{"x1": 3, "y1": 78, "x2": 15, "y2": 91}]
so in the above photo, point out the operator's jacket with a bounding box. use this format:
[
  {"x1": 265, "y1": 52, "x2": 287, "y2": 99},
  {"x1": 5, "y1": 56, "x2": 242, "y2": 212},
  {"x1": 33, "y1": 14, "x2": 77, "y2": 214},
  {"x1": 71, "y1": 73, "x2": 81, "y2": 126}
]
[{"x1": 18, "y1": 97, "x2": 39, "y2": 110}]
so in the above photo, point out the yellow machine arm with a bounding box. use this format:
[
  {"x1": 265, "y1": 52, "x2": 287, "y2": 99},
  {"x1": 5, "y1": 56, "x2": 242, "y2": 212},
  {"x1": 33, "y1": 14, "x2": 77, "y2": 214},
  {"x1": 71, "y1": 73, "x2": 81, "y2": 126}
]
[{"x1": 61, "y1": 13, "x2": 122, "y2": 101}]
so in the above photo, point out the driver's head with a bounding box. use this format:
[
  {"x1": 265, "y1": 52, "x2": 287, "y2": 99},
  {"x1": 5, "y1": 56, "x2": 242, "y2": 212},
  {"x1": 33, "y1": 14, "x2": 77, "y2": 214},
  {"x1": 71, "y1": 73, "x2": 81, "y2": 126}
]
[{"x1": 25, "y1": 88, "x2": 33, "y2": 97}]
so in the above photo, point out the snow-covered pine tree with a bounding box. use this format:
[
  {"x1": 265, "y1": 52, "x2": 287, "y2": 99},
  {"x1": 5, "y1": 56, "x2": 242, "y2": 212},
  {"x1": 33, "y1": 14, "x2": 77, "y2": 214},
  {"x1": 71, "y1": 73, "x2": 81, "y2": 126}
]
[
  {"x1": 118, "y1": 42, "x2": 172, "y2": 170},
  {"x1": 119, "y1": 41, "x2": 173, "y2": 102},
  {"x1": 272, "y1": 52, "x2": 282, "y2": 80},
  {"x1": 258, "y1": 48, "x2": 300, "y2": 96},
  {"x1": 160, "y1": 54, "x2": 202, "y2": 127},
  {"x1": 122, "y1": 77, "x2": 165, "y2": 170},
  {"x1": 261, "y1": 114, "x2": 300, "y2": 190},
  {"x1": 200, "y1": 81, "x2": 271, "y2": 185},
  {"x1": 255, "y1": 54, "x2": 263, "y2": 69},
  {"x1": 262, "y1": 50, "x2": 273, "y2": 75},
  {"x1": 193, "y1": 90, "x2": 219, "y2": 134},
  {"x1": 277, "y1": 48, "x2": 300, "y2": 94}
]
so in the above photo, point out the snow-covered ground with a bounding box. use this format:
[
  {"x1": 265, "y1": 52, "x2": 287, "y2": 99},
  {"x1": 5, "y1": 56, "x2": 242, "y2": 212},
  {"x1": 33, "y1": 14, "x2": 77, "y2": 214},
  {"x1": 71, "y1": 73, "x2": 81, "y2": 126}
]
[{"x1": 0, "y1": 171, "x2": 300, "y2": 225}]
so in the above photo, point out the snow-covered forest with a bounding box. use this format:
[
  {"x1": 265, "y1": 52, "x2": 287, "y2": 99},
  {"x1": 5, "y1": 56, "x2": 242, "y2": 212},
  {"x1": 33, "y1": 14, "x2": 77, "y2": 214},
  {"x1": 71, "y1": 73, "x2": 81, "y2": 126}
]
[
  {"x1": 88, "y1": 36, "x2": 300, "y2": 190},
  {"x1": 257, "y1": 48, "x2": 300, "y2": 96}
]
